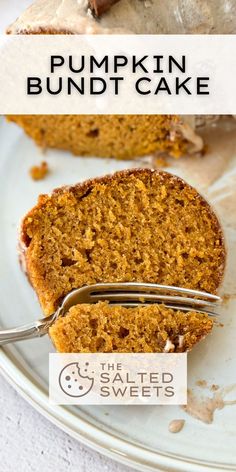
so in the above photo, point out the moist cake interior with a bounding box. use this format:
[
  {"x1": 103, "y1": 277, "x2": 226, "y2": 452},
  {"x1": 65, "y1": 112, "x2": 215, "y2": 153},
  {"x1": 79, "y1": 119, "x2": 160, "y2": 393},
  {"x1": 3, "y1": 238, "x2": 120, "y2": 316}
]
[
  {"x1": 49, "y1": 301, "x2": 214, "y2": 353},
  {"x1": 8, "y1": 115, "x2": 189, "y2": 160},
  {"x1": 21, "y1": 169, "x2": 225, "y2": 316}
]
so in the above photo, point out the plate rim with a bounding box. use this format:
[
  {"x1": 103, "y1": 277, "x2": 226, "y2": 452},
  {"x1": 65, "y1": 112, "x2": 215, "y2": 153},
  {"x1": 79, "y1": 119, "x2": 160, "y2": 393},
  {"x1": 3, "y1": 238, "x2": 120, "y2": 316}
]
[{"x1": 0, "y1": 346, "x2": 235, "y2": 472}]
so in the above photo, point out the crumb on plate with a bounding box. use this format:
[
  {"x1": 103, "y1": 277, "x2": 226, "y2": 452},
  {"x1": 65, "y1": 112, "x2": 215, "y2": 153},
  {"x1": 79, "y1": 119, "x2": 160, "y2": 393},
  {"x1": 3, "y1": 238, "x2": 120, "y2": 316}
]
[
  {"x1": 168, "y1": 419, "x2": 185, "y2": 433},
  {"x1": 29, "y1": 161, "x2": 49, "y2": 180}
]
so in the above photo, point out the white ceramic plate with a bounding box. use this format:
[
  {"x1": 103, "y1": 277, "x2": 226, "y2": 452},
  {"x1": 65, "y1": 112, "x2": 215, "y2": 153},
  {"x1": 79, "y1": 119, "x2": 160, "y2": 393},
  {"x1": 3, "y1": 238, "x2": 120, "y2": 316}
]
[{"x1": 1, "y1": 117, "x2": 236, "y2": 472}]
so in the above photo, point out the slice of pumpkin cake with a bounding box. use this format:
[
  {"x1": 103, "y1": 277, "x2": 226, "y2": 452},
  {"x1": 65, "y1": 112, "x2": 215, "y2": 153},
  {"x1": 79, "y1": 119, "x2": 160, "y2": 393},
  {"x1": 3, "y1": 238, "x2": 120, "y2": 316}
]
[
  {"x1": 49, "y1": 302, "x2": 214, "y2": 353},
  {"x1": 20, "y1": 169, "x2": 225, "y2": 317}
]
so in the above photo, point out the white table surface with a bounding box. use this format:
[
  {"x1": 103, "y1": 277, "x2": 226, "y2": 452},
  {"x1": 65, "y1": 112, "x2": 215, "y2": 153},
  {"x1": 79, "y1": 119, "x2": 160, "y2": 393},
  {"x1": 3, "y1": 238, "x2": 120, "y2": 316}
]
[
  {"x1": 0, "y1": 374, "x2": 137, "y2": 472},
  {"x1": 0, "y1": 3, "x2": 137, "y2": 471}
]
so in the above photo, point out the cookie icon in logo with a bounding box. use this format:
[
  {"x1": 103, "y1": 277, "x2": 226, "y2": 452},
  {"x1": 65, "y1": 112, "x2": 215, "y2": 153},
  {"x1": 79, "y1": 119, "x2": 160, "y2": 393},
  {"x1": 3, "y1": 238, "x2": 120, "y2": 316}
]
[{"x1": 59, "y1": 362, "x2": 94, "y2": 397}]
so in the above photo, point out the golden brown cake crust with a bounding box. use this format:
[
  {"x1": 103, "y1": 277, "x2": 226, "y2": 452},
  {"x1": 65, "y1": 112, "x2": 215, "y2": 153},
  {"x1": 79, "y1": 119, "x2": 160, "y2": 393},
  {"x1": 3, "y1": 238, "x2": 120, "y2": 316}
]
[
  {"x1": 49, "y1": 301, "x2": 214, "y2": 353},
  {"x1": 89, "y1": 0, "x2": 121, "y2": 17},
  {"x1": 20, "y1": 169, "x2": 226, "y2": 315}
]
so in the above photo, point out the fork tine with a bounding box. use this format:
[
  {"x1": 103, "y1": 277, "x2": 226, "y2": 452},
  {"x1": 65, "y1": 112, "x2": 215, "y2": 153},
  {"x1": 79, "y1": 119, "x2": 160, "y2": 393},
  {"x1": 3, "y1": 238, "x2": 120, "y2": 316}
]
[
  {"x1": 89, "y1": 292, "x2": 220, "y2": 308},
  {"x1": 108, "y1": 301, "x2": 218, "y2": 317},
  {"x1": 87, "y1": 282, "x2": 220, "y2": 302},
  {"x1": 162, "y1": 304, "x2": 218, "y2": 317}
]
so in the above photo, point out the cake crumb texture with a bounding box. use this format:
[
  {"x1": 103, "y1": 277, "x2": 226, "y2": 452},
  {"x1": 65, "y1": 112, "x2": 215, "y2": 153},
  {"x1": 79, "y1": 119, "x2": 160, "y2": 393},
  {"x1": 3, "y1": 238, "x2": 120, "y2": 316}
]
[
  {"x1": 30, "y1": 161, "x2": 49, "y2": 180},
  {"x1": 8, "y1": 115, "x2": 187, "y2": 160},
  {"x1": 49, "y1": 301, "x2": 213, "y2": 353},
  {"x1": 20, "y1": 169, "x2": 225, "y2": 315}
]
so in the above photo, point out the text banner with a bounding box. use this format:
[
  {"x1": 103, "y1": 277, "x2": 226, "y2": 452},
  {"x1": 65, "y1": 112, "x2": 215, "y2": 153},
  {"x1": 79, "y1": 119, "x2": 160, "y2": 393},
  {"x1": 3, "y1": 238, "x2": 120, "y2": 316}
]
[{"x1": 0, "y1": 35, "x2": 235, "y2": 114}]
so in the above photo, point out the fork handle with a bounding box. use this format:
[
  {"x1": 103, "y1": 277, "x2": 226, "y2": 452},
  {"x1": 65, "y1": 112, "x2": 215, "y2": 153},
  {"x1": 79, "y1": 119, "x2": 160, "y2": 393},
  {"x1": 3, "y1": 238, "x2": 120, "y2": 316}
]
[{"x1": 0, "y1": 320, "x2": 48, "y2": 346}]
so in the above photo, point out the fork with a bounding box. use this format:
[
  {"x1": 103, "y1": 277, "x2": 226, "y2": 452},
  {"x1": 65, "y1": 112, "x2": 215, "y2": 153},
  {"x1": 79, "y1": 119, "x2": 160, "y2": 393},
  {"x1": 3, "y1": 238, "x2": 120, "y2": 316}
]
[{"x1": 0, "y1": 282, "x2": 221, "y2": 346}]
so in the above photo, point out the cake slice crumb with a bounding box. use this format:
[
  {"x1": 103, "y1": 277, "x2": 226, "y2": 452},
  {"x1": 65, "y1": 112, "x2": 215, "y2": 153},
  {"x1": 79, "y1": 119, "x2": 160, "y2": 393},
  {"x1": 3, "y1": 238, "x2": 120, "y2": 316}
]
[
  {"x1": 168, "y1": 419, "x2": 185, "y2": 433},
  {"x1": 29, "y1": 161, "x2": 49, "y2": 181}
]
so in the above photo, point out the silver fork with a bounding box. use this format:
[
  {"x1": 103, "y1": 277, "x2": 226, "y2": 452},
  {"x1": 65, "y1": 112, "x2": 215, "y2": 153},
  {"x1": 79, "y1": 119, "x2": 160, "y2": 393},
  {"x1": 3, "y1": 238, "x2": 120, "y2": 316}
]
[{"x1": 0, "y1": 282, "x2": 221, "y2": 346}]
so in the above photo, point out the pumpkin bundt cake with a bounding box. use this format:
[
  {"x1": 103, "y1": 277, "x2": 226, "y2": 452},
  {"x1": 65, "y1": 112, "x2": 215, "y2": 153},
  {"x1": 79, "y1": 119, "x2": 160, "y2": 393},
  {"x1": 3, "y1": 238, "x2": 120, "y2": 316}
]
[
  {"x1": 20, "y1": 169, "x2": 225, "y2": 352},
  {"x1": 7, "y1": 0, "x2": 204, "y2": 160},
  {"x1": 20, "y1": 169, "x2": 225, "y2": 317},
  {"x1": 7, "y1": 115, "x2": 196, "y2": 160}
]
